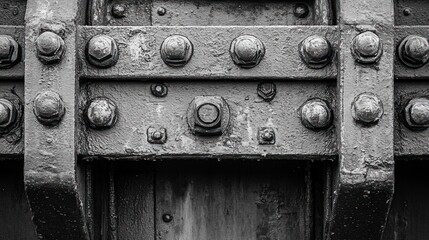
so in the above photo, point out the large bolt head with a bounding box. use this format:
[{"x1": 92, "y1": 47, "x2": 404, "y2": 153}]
[
  {"x1": 299, "y1": 35, "x2": 332, "y2": 69},
  {"x1": 160, "y1": 35, "x2": 193, "y2": 67},
  {"x1": 87, "y1": 35, "x2": 119, "y2": 68},
  {"x1": 351, "y1": 93, "x2": 383, "y2": 124},
  {"x1": 33, "y1": 91, "x2": 65, "y2": 126},
  {"x1": 230, "y1": 35, "x2": 265, "y2": 68},
  {"x1": 404, "y1": 98, "x2": 429, "y2": 130},
  {"x1": 351, "y1": 31, "x2": 383, "y2": 64},
  {"x1": 0, "y1": 99, "x2": 17, "y2": 128},
  {"x1": 398, "y1": 35, "x2": 429, "y2": 68},
  {"x1": 0, "y1": 35, "x2": 20, "y2": 69},
  {"x1": 300, "y1": 99, "x2": 332, "y2": 130},
  {"x1": 35, "y1": 32, "x2": 65, "y2": 64},
  {"x1": 86, "y1": 97, "x2": 118, "y2": 129}
]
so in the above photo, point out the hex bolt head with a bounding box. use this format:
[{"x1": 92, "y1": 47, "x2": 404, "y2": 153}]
[
  {"x1": 257, "y1": 82, "x2": 276, "y2": 102},
  {"x1": 87, "y1": 35, "x2": 119, "y2": 68},
  {"x1": 351, "y1": 31, "x2": 383, "y2": 64},
  {"x1": 294, "y1": 3, "x2": 309, "y2": 18},
  {"x1": 258, "y1": 127, "x2": 275, "y2": 145},
  {"x1": 160, "y1": 35, "x2": 193, "y2": 67},
  {"x1": 299, "y1": 35, "x2": 332, "y2": 69},
  {"x1": 86, "y1": 97, "x2": 118, "y2": 130},
  {"x1": 0, "y1": 35, "x2": 20, "y2": 69},
  {"x1": 33, "y1": 91, "x2": 66, "y2": 126},
  {"x1": 0, "y1": 98, "x2": 17, "y2": 129},
  {"x1": 300, "y1": 99, "x2": 332, "y2": 130},
  {"x1": 351, "y1": 93, "x2": 383, "y2": 124},
  {"x1": 111, "y1": 3, "x2": 127, "y2": 18},
  {"x1": 35, "y1": 31, "x2": 65, "y2": 64},
  {"x1": 404, "y1": 98, "x2": 429, "y2": 130},
  {"x1": 398, "y1": 35, "x2": 429, "y2": 68},
  {"x1": 151, "y1": 83, "x2": 168, "y2": 97},
  {"x1": 230, "y1": 35, "x2": 265, "y2": 68}
]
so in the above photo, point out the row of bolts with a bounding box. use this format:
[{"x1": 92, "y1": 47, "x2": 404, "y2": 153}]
[{"x1": 0, "y1": 31, "x2": 428, "y2": 140}]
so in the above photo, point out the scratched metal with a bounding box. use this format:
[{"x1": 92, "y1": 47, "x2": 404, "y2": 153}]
[
  {"x1": 77, "y1": 26, "x2": 338, "y2": 80},
  {"x1": 0, "y1": 26, "x2": 25, "y2": 79},
  {"x1": 79, "y1": 81, "x2": 337, "y2": 158}
]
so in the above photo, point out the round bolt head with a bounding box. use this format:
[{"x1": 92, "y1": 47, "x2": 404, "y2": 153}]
[
  {"x1": 160, "y1": 35, "x2": 193, "y2": 67},
  {"x1": 87, "y1": 35, "x2": 119, "y2": 68},
  {"x1": 404, "y1": 98, "x2": 429, "y2": 130},
  {"x1": 197, "y1": 103, "x2": 220, "y2": 125},
  {"x1": 35, "y1": 32, "x2": 65, "y2": 64},
  {"x1": 0, "y1": 99, "x2": 17, "y2": 128},
  {"x1": 86, "y1": 97, "x2": 118, "y2": 130},
  {"x1": 0, "y1": 35, "x2": 20, "y2": 69},
  {"x1": 111, "y1": 3, "x2": 126, "y2": 18},
  {"x1": 300, "y1": 99, "x2": 332, "y2": 130},
  {"x1": 294, "y1": 3, "x2": 309, "y2": 18},
  {"x1": 157, "y1": 7, "x2": 166, "y2": 16},
  {"x1": 162, "y1": 214, "x2": 173, "y2": 223},
  {"x1": 351, "y1": 31, "x2": 383, "y2": 64},
  {"x1": 257, "y1": 82, "x2": 276, "y2": 102},
  {"x1": 351, "y1": 93, "x2": 383, "y2": 124},
  {"x1": 33, "y1": 91, "x2": 65, "y2": 126},
  {"x1": 398, "y1": 35, "x2": 429, "y2": 68},
  {"x1": 151, "y1": 83, "x2": 168, "y2": 97},
  {"x1": 299, "y1": 35, "x2": 332, "y2": 69},
  {"x1": 152, "y1": 130, "x2": 163, "y2": 140},
  {"x1": 0, "y1": 103, "x2": 10, "y2": 125},
  {"x1": 230, "y1": 35, "x2": 265, "y2": 68}
]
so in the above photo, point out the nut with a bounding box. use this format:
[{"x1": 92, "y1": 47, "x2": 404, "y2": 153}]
[
  {"x1": 86, "y1": 97, "x2": 118, "y2": 129},
  {"x1": 33, "y1": 91, "x2": 65, "y2": 126},
  {"x1": 404, "y1": 98, "x2": 429, "y2": 130},
  {"x1": 111, "y1": 4, "x2": 126, "y2": 18},
  {"x1": 351, "y1": 31, "x2": 383, "y2": 64},
  {"x1": 35, "y1": 31, "x2": 65, "y2": 64},
  {"x1": 398, "y1": 35, "x2": 429, "y2": 68},
  {"x1": 299, "y1": 35, "x2": 332, "y2": 69},
  {"x1": 147, "y1": 127, "x2": 167, "y2": 144},
  {"x1": 230, "y1": 35, "x2": 265, "y2": 68},
  {"x1": 160, "y1": 35, "x2": 193, "y2": 67},
  {"x1": 258, "y1": 127, "x2": 275, "y2": 145},
  {"x1": 300, "y1": 99, "x2": 332, "y2": 130},
  {"x1": 351, "y1": 93, "x2": 383, "y2": 124},
  {"x1": 294, "y1": 3, "x2": 309, "y2": 18},
  {"x1": 257, "y1": 82, "x2": 276, "y2": 102},
  {"x1": 0, "y1": 98, "x2": 17, "y2": 129},
  {"x1": 151, "y1": 83, "x2": 168, "y2": 97},
  {"x1": 0, "y1": 35, "x2": 20, "y2": 68},
  {"x1": 87, "y1": 35, "x2": 119, "y2": 68}
]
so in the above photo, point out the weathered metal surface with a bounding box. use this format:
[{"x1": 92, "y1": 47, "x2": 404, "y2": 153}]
[
  {"x1": 394, "y1": 0, "x2": 429, "y2": 26},
  {"x1": 78, "y1": 26, "x2": 338, "y2": 80},
  {"x1": 24, "y1": 0, "x2": 89, "y2": 239},
  {"x1": 0, "y1": 26, "x2": 24, "y2": 79},
  {"x1": 0, "y1": 0, "x2": 27, "y2": 26},
  {"x1": 78, "y1": 81, "x2": 336, "y2": 158}
]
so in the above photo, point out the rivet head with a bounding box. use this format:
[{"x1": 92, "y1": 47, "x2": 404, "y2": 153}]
[
  {"x1": 162, "y1": 214, "x2": 173, "y2": 223},
  {"x1": 299, "y1": 35, "x2": 332, "y2": 69},
  {"x1": 111, "y1": 3, "x2": 126, "y2": 18},
  {"x1": 404, "y1": 98, "x2": 429, "y2": 130},
  {"x1": 351, "y1": 31, "x2": 383, "y2": 64},
  {"x1": 294, "y1": 3, "x2": 309, "y2": 18},
  {"x1": 157, "y1": 7, "x2": 166, "y2": 16},
  {"x1": 0, "y1": 99, "x2": 17, "y2": 129},
  {"x1": 87, "y1": 35, "x2": 119, "y2": 68},
  {"x1": 160, "y1": 35, "x2": 193, "y2": 67},
  {"x1": 351, "y1": 93, "x2": 383, "y2": 124},
  {"x1": 151, "y1": 83, "x2": 168, "y2": 97},
  {"x1": 33, "y1": 91, "x2": 65, "y2": 126},
  {"x1": 398, "y1": 35, "x2": 429, "y2": 68},
  {"x1": 300, "y1": 99, "x2": 332, "y2": 130},
  {"x1": 86, "y1": 97, "x2": 118, "y2": 130},
  {"x1": 35, "y1": 31, "x2": 65, "y2": 64},
  {"x1": 257, "y1": 82, "x2": 276, "y2": 102},
  {"x1": 230, "y1": 35, "x2": 265, "y2": 68},
  {"x1": 0, "y1": 35, "x2": 20, "y2": 69}
]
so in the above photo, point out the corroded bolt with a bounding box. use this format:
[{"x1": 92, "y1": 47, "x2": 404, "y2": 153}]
[
  {"x1": 33, "y1": 91, "x2": 65, "y2": 126},
  {"x1": 351, "y1": 93, "x2": 383, "y2": 124},
  {"x1": 86, "y1": 97, "x2": 118, "y2": 130},
  {"x1": 35, "y1": 31, "x2": 65, "y2": 64},
  {"x1": 300, "y1": 99, "x2": 332, "y2": 130},
  {"x1": 87, "y1": 35, "x2": 119, "y2": 68},
  {"x1": 258, "y1": 127, "x2": 275, "y2": 145},
  {"x1": 299, "y1": 35, "x2": 332, "y2": 69},
  {"x1": 398, "y1": 35, "x2": 429, "y2": 68},
  {"x1": 351, "y1": 31, "x2": 383, "y2": 64},
  {"x1": 151, "y1": 83, "x2": 168, "y2": 97},
  {"x1": 261, "y1": 129, "x2": 274, "y2": 141},
  {"x1": 0, "y1": 98, "x2": 17, "y2": 129},
  {"x1": 152, "y1": 130, "x2": 163, "y2": 140},
  {"x1": 404, "y1": 98, "x2": 429, "y2": 130},
  {"x1": 0, "y1": 35, "x2": 20, "y2": 68},
  {"x1": 294, "y1": 3, "x2": 309, "y2": 18},
  {"x1": 197, "y1": 103, "x2": 220, "y2": 125},
  {"x1": 188, "y1": 96, "x2": 230, "y2": 136},
  {"x1": 111, "y1": 3, "x2": 126, "y2": 18},
  {"x1": 257, "y1": 82, "x2": 276, "y2": 102},
  {"x1": 230, "y1": 35, "x2": 265, "y2": 68},
  {"x1": 160, "y1": 35, "x2": 193, "y2": 67}
]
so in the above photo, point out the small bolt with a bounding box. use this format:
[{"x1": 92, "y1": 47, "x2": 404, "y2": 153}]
[
  {"x1": 262, "y1": 131, "x2": 274, "y2": 141},
  {"x1": 147, "y1": 127, "x2": 167, "y2": 144},
  {"x1": 160, "y1": 35, "x2": 193, "y2": 67},
  {"x1": 0, "y1": 35, "x2": 20, "y2": 69},
  {"x1": 299, "y1": 35, "x2": 332, "y2": 69},
  {"x1": 86, "y1": 97, "x2": 118, "y2": 130},
  {"x1": 404, "y1": 98, "x2": 429, "y2": 130},
  {"x1": 257, "y1": 82, "x2": 276, "y2": 102},
  {"x1": 157, "y1": 7, "x2": 166, "y2": 16},
  {"x1": 398, "y1": 35, "x2": 429, "y2": 68},
  {"x1": 258, "y1": 127, "x2": 275, "y2": 145},
  {"x1": 152, "y1": 130, "x2": 163, "y2": 140},
  {"x1": 300, "y1": 99, "x2": 332, "y2": 130},
  {"x1": 294, "y1": 4, "x2": 309, "y2": 18},
  {"x1": 162, "y1": 214, "x2": 173, "y2": 223},
  {"x1": 151, "y1": 83, "x2": 168, "y2": 97},
  {"x1": 230, "y1": 35, "x2": 265, "y2": 68},
  {"x1": 403, "y1": 8, "x2": 412, "y2": 16},
  {"x1": 188, "y1": 96, "x2": 229, "y2": 136},
  {"x1": 0, "y1": 98, "x2": 17, "y2": 129},
  {"x1": 87, "y1": 35, "x2": 119, "y2": 68},
  {"x1": 197, "y1": 103, "x2": 220, "y2": 125},
  {"x1": 351, "y1": 31, "x2": 383, "y2": 64},
  {"x1": 33, "y1": 91, "x2": 65, "y2": 126},
  {"x1": 351, "y1": 93, "x2": 383, "y2": 124},
  {"x1": 35, "y1": 31, "x2": 65, "y2": 64},
  {"x1": 111, "y1": 4, "x2": 126, "y2": 18}
]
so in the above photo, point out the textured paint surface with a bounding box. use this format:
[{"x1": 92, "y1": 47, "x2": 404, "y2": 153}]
[{"x1": 0, "y1": 26, "x2": 25, "y2": 79}]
